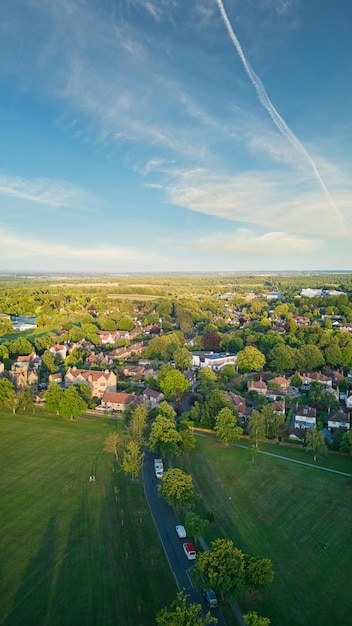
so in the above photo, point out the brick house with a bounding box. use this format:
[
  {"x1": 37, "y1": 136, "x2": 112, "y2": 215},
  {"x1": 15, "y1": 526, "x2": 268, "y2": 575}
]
[{"x1": 100, "y1": 391, "x2": 142, "y2": 412}]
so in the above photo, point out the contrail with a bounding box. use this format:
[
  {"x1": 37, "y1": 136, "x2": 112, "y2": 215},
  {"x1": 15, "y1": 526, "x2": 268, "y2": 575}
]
[{"x1": 216, "y1": 0, "x2": 345, "y2": 230}]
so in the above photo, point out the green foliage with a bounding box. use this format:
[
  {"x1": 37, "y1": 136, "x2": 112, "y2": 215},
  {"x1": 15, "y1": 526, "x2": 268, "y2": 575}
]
[
  {"x1": 195, "y1": 538, "x2": 247, "y2": 599},
  {"x1": 237, "y1": 346, "x2": 266, "y2": 373},
  {"x1": 59, "y1": 386, "x2": 88, "y2": 420},
  {"x1": 305, "y1": 428, "x2": 328, "y2": 461},
  {"x1": 44, "y1": 382, "x2": 64, "y2": 414},
  {"x1": 0, "y1": 378, "x2": 15, "y2": 404},
  {"x1": 159, "y1": 369, "x2": 190, "y2": 399},
  {"x1": 244, "y1": 611, "x2": 271, "y2": 626},
  {"x1": 0, "y1": 318, "x2": 15, "y2": 335},
  {"x1": 184, "y1": 511, "x2": 209, "y2": 545},
  {"x1": 149, "y1": 415, "x2": 182, "y2": 458},
  {"x1": 214, "y1": 407, "x2": 243, "y2": 445},
  {"x1": 121, "y1": 440, "x2": 144, "y2": 481},
  {"x1": 248, "y1": 409, "x2": 266, "y2": 448},
  {"x1": 158, "y1": 468, "x2": 199, "y2": 509},
  {"x1": 156, "y1": 592, "x2": 217, "y2": 625}
]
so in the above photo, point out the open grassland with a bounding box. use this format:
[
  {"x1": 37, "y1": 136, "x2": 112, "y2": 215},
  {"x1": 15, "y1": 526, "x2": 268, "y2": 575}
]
[
  {"x1": 0, "y1": 411, "x2": 175, "y2": 626},
  {"x1": 179, "y1": 436, "x2": 352, "y2": 626}
]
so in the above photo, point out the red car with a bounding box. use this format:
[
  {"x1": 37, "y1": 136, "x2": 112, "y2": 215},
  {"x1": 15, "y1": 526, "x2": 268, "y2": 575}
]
[{"x1": 183, "y1": 542, "x2": 196, "y2": 560}]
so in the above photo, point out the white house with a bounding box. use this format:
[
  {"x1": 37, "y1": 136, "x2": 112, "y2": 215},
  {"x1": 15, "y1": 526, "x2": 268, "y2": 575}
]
[
  {"x1": 294, "y1": 406, "x2": 317, "y2": 429},
  {"x1": 142, "y1": 388, "x2": 164, "y2": 408},
  {"x1": 328, "y1": 410, "x2": 350, "y2": 431},
  {"x1": 191, "y1": 352, "x2": 237, "y2": 371}
]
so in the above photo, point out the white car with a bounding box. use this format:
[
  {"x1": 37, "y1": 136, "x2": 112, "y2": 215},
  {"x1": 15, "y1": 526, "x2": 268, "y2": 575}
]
[
  {"x1": 183, "y1": 542, "x2": 196, "y2": 560},
  {"x1": 175, "y1": 524, "x2": 186, "y2": 538}
]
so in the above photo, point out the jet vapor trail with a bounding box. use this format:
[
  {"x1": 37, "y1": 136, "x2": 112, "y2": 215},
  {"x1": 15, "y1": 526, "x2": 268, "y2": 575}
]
[{"x1": 216, "y1": 0, "x2": 346, "y2": 231}]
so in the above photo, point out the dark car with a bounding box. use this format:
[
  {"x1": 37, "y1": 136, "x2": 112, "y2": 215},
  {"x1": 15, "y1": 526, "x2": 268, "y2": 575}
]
[{"x1": 203, "y1": 588, "x2": 218, "y2": 608}]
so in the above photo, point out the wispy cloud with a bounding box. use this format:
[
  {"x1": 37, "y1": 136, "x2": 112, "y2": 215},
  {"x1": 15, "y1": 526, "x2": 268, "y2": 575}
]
[
  {"x1": 164, "y1": 167, "x2": 351, "y2": 239},
  {"x1": 216, "y1": 1, "x2": 337, "y2": 208},
  {"x1": 0, "y1": 174, "x2": 93, "y2": 209},
  {"x1": 191, "y1": 228, "x2": 321, "y2": 256}
]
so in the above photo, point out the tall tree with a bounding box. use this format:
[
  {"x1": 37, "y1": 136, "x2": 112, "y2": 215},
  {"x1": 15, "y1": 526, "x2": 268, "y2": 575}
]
[
  {"x1": 122, "y1": 440, "x2": 144, "y2": 481},
  {"x1": 149, "y1": 415, "x2": 182, "y2": 458},
  {"x1": 0, "y1": 378, "x2": 15, "y2": 404},
  {"x1": 103, "y1": 432, "x2": 122, "y2": 463},
  {"x1": 59, "y1": 386, "x2": 88, "y2": 420},
  {"x1": 195, "y1": 539, "x2": 247, "y2": 599},
  {"x1": 244, "y1": 556, "x2": 275, "y2": 591},
  {"x1": 159, "y1": 370, "x2": 190, "y2": 400},
  {"x1": 237, "y1": 346, "x2": 266, "y2": 373},
  {"x1": 184, "y1": 512, "x2": 209, "y2": 547},
  {"x1": 215, "y1": 407, "x2": 243, "y2": 446},
  {"x1": 248, "y1": 409, "x2": 266, "y2": 448},
  {"x1": 305, "y1": 428, "x2": 328, "y2": 461},
  {"x1": 156, "y1": 592, "x2": 217, "y2": 626},
  {"x1": 45, "y1": 383, "x2": 64, "y2": 415},
  {"x1": 174, "y1": 346, "x2": 192, "y2": 371},
  {"x1": 158, "y1": 468, "x2": 199, "y2": 510}
]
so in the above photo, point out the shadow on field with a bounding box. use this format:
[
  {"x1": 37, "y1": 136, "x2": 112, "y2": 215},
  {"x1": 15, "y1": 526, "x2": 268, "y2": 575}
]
[{"x1": 3, "y1": 516, "x2": 58, "y2": 626}]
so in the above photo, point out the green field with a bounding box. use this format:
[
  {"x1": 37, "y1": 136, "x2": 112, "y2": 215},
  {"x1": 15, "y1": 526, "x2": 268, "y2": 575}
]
[
  {"x1": 179, "y1": 436, "x2": 352, "y2": 626},
  {"x1": 0, "y1": 411, "x2": 175, "y2": 626}
]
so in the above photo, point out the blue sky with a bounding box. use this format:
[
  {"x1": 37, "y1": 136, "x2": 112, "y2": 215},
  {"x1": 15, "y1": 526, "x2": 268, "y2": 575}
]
[{"x1": 0, "y1": 0, "x2": 351, "y2": 273}]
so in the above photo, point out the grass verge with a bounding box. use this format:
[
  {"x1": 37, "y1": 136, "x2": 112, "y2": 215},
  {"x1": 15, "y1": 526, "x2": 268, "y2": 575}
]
[
  {"x1": 179, "y1": 435, "x2": 352, "y2": 626},
  {"x1": 0, "y1": 410, "x2": 175, "y2": 626}
]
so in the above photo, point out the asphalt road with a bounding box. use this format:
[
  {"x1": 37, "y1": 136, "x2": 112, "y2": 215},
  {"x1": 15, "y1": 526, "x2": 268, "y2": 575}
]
[{"x1": 143, "y1": 449, "x2": 226, "y2": 624}]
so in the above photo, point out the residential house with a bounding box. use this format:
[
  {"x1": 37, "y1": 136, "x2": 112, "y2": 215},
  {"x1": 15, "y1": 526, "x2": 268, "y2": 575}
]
[
  {"x1": 247, "y1": 379, "x2": 267, "y2": 395},
  {"x1": 294, "y1": 316, "x2": 311, "y2": 326},
  {"x1": 64, "y1": 367, "x2": 116, "y2": 399},
  {"x1": 268, "y1": 376, "x2": 290, "y2": 388},
  {"x1": 84, "y1": 352, "x2": 113, "y2": 368},
  {"x1": 228, "y1": 391, "x2": 252, "y2": 419},
  {"x1": 266, "y1": 387, "x2": 288, "y2": 401},
  {"x1": 345, "y1": 393, "x2": 352, "y2": 410},
  {"x1": 191, "y1": 352, "x2": 237, "y2": 371},
  {"x1": 273, "y1": 399, "x2": 285, "y2": 415},
  {"x1": 294, "y1": 406, "x2": 317, "y2": 429},
  {"x1": 328, "y1": 410, "x2": 350, "y2": 431},
  {"x1": 48, "y1": 373, "x2": 63, "y2": 384},
  {"x1": 100, "y1": 391, "x2": 142, "y2": 412},
  {"x1": 302, "y1": 372, "x2": 332, "y2": 387},
  {"x1": 13, "y1": 352, "x2": 41, "y2": 368},
  {"x1": 49, "y1": 344, "x2": 67, "y2": 360},
  {"x1": 9, "y1": 364, "x2": 39, "y2": 393},
  {"x1": 142, "y1": 388, "x2": 164, "y2": 408},
  {"x1": 123, "y1": 364, "x2": 145, "y2": 379}
]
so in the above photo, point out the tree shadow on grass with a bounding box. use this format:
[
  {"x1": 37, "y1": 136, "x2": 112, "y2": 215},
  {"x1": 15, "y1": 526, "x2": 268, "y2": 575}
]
[{"x1": 3, "y1": 516, "x2": 58, "y2": 626}]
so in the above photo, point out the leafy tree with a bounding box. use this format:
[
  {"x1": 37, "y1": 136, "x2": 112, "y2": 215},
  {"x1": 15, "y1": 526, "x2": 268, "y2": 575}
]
[
  {"x1": 237, "y1": 346, "x2": 266, "y2": 373},
  {"x1": 261, "y1": 404, "x2": 284, "y2": 440},
  {"x1": 195, "y1": 538, "x2": 247, "y2": 599},
  {"x1": 126, "y1": 403, "x2": 148, "y2": 446},
  {"x1": 184, "y1": 512, "x2": 209, "y2": 546},
  {"x1": 244, "y1": 556, "x2": 274, "y2": 591},
  {"x1": 18, "y1": 387, "x2": 34, "y2": 412},
  {"x1": 103, "y1": 432, "x2": 122, "y2": 462},
  {"x1": 68, "y1": 325, "x2": 86, "y2": 342},
  {"x1": 158, "y1": 468, "x2": 199, "y2": 510},
  {"x1": 117, "y1": 316, "x2": 134, "y2": 331},
  {"x1": 248, "y1": 409, "x2": 266, "y2": 448},
  {"x1": 41, "y1": 350, "x2": 59, "y2": 374},
  {"x1": 159, "y1": 370, "x2": 190, "y2": 400},
  {"x1": 243, "y1": 611, "x2": 271, "y2": 626},
  {"x1": 156, "y1": 592, "x2": 217, "y2": 626},
  {"x1": 220, "y1": 364, "x2": 236, "y2": 382},
  {"x1": 157, "y1": 401, "x2": 177, "y2": 421},
  {"x1": 5, "y1": 388, "x2": 20, "y2": 414},
  {"x1": 173, "y1": 346, "x2": 192, "y2": 371},
  {"x1": 198, "y1": 367, "x2": 217, "y2": 393},
  {"x1": 44, "y1": 383, "x2": 64, "y2": 415},
  {"x1": 122, "y1": 440, "x2": 144, "y2": 481},
  {"x1": 294, "y1": 344, "x2": 325, "y2": 371},
  {"x1": 267, "y1": 344, "x2": 295, "y2": 371},
  {"x1": 202, "y1": 331, "x2": 221, "y2": 351},
  {"x1": 179, "y1": 426, "x2": 196, "y2": 453},
  {"x1": 7, "y1": 337, "x2": 33, "y2": 357},
  {"x1": 305, "y1": 428, "x2": 328, "y2": 461},
  {"x1": 324, "y1": 344, "x2": 343, "y2": 367},
  {"x1": 215, "y1": 407, "x2": 243, "y2": 446},
  {"x1": 149, "y1": 415, "x2": 182, "y2": 458},
  {"x1": 0, "y1": 318, "x2": 14, "y2": 335},
  {"x1": 291, "y1": 371, "x2": 302, "y2": 388},
  {"x1": 59, "y1": 386, "x2": 88, "y2": 420},
  {"x1": 0, "y1": 378, "x2": 15, "y2": 404}
]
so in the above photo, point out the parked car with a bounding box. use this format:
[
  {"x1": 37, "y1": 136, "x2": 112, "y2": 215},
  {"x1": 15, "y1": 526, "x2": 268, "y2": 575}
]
[
  {"x1": 203, "y1": 588, "x2": 218, "y2": 608},
  {"x1": 183, "y1": 542, "x2": 196, "y2": 560},
  {"x1": 175, "y1": 524, "x2": 186, "y2": 538}
]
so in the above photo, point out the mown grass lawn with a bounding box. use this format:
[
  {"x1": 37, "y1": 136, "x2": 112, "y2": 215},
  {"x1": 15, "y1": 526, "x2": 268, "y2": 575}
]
[
  {"x1": 179, "y1": 435, "x2": 352, "y2": 626},
  {"x1": 0, "y1": 410, "x2": 175, "y2": 626}
]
